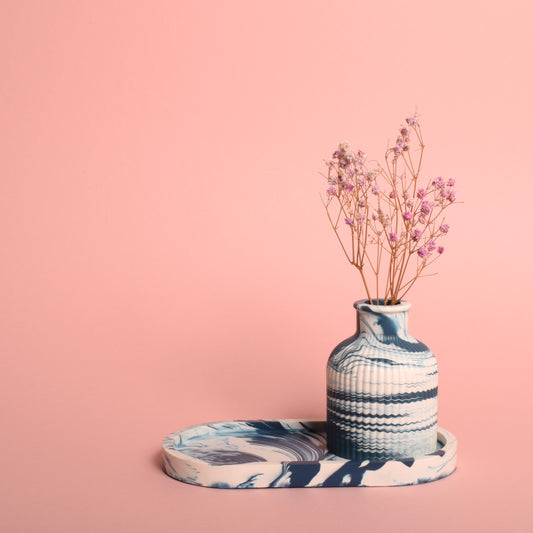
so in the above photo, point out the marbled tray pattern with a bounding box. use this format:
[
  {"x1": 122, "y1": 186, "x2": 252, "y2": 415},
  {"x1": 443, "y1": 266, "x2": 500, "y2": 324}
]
[{"x1": 162, "y1": 420, "x2": 456, "y2": 488}]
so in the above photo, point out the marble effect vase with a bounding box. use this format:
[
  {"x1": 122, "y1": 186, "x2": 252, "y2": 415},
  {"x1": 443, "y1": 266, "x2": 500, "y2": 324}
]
[{"x1": 327, "y1": 300, "x2": 438, "y2": 461}]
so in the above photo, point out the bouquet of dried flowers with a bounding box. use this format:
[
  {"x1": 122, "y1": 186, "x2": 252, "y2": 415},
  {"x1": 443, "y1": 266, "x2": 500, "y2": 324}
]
[{"x1": 322, "y1": 116, "x2": 457, "y2": 305}]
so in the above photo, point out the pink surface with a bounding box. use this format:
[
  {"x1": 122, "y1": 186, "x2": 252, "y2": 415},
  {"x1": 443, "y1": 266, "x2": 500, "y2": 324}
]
[{"x1": 1, "y1": 1, "x2": 532, "y2": 531}]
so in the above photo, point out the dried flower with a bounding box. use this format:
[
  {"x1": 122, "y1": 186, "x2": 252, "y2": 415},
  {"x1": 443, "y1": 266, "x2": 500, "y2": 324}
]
[
  {"x1": 420, "y1": 201, "x2": 431, "y2": 216},
  {"x1": 433, "y1": 176, "x2": 445, "y2": 189},
  {"x1": 322, "y1": 115, "x2": 458, "y2": 304},
  {"x1": 365, "y1": 169, "x2": 377, "y2": 181},
  {"x1": 411, "y1": 229, "x2": 423, "y2": 242},
  {"x1": 379, "y1": 212, "x2": 391, "y2": 226},
  {"x1": 339, "y1": 141, "x2": 350, "y2": 153}
]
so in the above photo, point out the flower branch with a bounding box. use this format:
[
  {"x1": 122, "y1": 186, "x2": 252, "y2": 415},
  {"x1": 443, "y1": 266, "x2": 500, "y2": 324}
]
[{"x1": 322, "y1": 116, "x2": 457, "y2": 304}]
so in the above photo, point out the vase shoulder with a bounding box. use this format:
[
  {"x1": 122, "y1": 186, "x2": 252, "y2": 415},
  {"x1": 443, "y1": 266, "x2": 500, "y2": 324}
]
[{"x1": 327, "y1": 331, "x2": 434, "y2": 373}]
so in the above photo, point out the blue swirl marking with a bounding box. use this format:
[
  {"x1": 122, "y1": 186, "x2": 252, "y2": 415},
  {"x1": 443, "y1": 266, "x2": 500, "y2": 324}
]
[
  {"x1": 322, "y1": 458, "x2": 387, "y2": 487},
  {"x1": 358, "y1": 305, "x2": 429, "y2": 352},
  {"x1": 162, "y1": 420, "x2": 457, "y2": 488},
  {"x1": 429, "y1": 449, "x2": 445, "y2": 457},
  {"x1": 247, "y1": 434, "x2": 326, "y2": 461},
  {"x1": 236, "y1": 474, "x2": 263, "y2": 488},
  {"x1": 271, "y1": 462, "x2": 322, "y2": 488},
  {"x1": 173, "y1": 420, "x2": 327, "y2": 466},
  {"x1": 180, "y1": 449, "x2": 268, "y2": 465}
]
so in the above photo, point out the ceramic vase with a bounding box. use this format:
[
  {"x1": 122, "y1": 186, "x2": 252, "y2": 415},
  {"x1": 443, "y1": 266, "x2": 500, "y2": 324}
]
[{"x1": 326, "y1": 300, "x2": 438, "y2": 461}]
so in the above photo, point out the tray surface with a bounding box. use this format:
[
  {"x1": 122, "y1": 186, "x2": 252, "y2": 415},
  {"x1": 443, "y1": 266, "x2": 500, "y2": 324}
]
[{"x1": 162, "y1": 419, "x2": 456, "y2": 488}]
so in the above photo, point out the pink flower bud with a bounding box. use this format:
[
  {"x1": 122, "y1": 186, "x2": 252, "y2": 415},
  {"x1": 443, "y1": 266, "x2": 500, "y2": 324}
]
[
  {"x1": 432, "y1": 177, "x2": 445, "y2": 189},
  {"x1": 411, "y1": 229, "x2": 423, "y2": 241}
]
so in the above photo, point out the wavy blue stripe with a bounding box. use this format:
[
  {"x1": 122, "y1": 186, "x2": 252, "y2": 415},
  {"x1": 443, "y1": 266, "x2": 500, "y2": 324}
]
[
  {"x1": 327, "y1": 387, "x2": 438, "y2": 404},
  {"x1": 326, "y1": 415, "x2": 437, "y2": 434},
  {"x1": 325, "y1": 410, "x2": 405, "y2": 419}
]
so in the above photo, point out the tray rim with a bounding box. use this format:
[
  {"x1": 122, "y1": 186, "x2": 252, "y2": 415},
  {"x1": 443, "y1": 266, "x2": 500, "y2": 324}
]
[{"x1": 162, "y1": 418, "x2": 455, "y2": 471}]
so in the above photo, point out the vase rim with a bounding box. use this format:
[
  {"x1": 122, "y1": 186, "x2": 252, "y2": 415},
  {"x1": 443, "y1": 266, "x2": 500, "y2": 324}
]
[{"x1": 354, "y1": 299, "x2": 411, "y2": 313}]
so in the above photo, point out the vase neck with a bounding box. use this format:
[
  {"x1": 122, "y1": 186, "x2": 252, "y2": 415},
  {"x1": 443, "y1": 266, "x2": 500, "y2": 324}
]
[{"x1": 355, "y1": 300, "x2": 411, "y2": 338}]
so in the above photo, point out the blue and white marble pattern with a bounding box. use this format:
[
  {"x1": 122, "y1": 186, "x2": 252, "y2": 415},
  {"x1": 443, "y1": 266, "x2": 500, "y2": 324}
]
[
  {"x1": 162, "y1": 419, "x2": 456, "y2": 488},
  {"x1": 327, "y1": 300, "x2": 438, "y2": 461}
]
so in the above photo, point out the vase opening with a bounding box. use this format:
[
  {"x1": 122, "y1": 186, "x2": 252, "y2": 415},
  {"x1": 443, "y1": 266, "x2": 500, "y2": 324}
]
[{"x1": 363, "y1": 299, "x2": 400, "y2": 306}]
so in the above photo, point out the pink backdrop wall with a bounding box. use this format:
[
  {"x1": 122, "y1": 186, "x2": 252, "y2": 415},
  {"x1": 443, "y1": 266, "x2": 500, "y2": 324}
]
[{"x1": 2, "y1": 1, "x2": 532, "y2": 531}]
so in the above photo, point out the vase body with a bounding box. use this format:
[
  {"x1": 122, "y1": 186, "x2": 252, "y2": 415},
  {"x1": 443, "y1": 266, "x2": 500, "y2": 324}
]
[{"x1": 326, "y1": 300, "x2": 438, "y2": 461}]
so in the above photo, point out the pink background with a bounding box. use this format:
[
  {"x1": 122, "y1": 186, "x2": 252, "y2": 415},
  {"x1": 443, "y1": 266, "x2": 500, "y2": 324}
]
[{"x1": 2, "y1": 1, "x2": 532, "y2": 531}]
